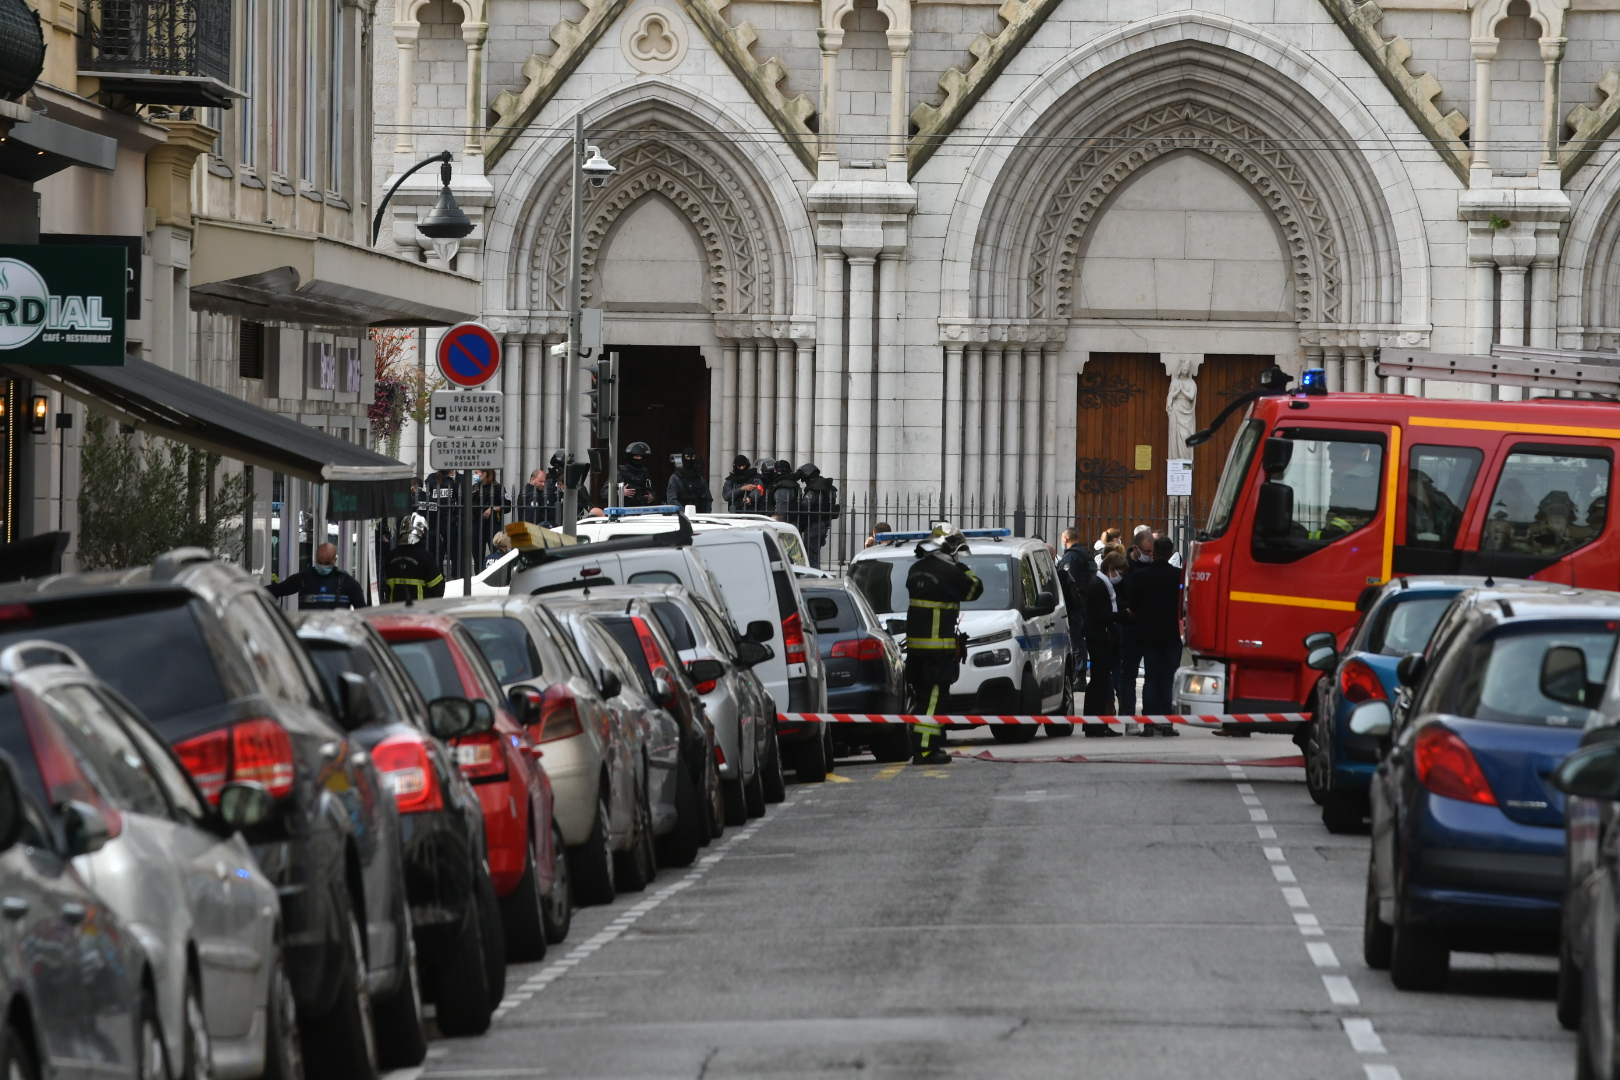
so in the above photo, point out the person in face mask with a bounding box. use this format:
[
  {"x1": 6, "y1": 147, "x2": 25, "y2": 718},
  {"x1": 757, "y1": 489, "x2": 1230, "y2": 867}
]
[
  {"x1": 268, "y1": 542, "x2": 369, "y2": 610},
  {"x1": 611, "y1": 441, "x2": 656, "y2": 507},
  {"x1": 667, "y1": 446, "x2": 713, "y2": 512},
  {"x1": 723, "y1": 455, "x2": 764, "y2": 513},
  {"x1": 1080, "y1": 550, "x2": 1128, "y2": 735}
]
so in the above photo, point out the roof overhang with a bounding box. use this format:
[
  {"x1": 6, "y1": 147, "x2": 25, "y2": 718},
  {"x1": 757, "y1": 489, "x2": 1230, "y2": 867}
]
[
  {"x1": 78, "y1": 70, "x2": 245, "y2": 109},
  {"x1": 189, "y1": 219, "x2": 481, "y2": 327},
  {"x1": 0, "y1": 112, "x2": 118, "y2": 182},
  {"x1": 4, "y1": 357, "x2": 417, "y2": 519}
]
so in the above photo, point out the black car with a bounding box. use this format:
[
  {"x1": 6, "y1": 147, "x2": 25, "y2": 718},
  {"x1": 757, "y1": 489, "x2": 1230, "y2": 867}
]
[
  {"x1": 0, "y1": 549, "x2": 416, "y2": 1079},
  {"x1": 295, "y1": 612, "x2": 512, "y2": 1037},
  {"x1": 803, "y1": 582, "x2": 906, "y2": 762}
]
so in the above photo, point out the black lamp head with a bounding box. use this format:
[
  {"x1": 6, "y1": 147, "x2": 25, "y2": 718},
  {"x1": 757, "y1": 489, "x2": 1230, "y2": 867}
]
[{"x1": 417, "y1": 160, "x2": 475, "y2": 240}]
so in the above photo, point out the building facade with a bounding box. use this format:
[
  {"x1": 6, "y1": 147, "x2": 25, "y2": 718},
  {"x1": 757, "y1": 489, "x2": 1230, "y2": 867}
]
[{"x1": 376, "y1": 0, "x2": 1620, "y2": 523}]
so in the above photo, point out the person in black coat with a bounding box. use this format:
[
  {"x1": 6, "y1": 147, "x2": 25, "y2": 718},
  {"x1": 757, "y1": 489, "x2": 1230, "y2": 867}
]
[
  {"x1": 1056, "y1": 526, "x2": 1095, "y2": 692},
  {"x1": 1081, "y1": 551, "x2": 1128, "y2": 736},
  {"x1": 666, "y1": 447, "x2": 713, "y2": 511},
  {"x1": 1119, "y1": 536, "x2": 1185, "y2": 735},
  {"x1": 722, "y1": 455, "x2": 764, "y2": 513}
]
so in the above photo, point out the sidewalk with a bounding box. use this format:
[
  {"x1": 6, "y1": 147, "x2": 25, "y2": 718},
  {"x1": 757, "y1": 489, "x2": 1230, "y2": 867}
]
[{"x1": 944, "y1": 726, "x2": 1304, "y2": 766}]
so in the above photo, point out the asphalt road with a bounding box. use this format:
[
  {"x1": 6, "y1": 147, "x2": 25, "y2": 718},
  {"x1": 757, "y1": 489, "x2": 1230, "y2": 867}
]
[{"x1": 388, "y1": 729, "x2": 1574, "y2": 1080}]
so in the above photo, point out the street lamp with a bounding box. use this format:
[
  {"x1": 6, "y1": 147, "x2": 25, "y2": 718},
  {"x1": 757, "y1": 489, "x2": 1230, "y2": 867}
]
[
  {"x1": 371, "y1": 151, "x2": 475, "y2": 246},
  {"x1": 561, "y1": 117, "x2": 615, "y2": 535}
]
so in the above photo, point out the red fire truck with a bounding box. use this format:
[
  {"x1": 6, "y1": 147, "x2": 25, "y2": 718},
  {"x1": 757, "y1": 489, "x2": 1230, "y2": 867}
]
[{"x1": 1180, "y1": 346, "x2": 1620, "y2": 731}]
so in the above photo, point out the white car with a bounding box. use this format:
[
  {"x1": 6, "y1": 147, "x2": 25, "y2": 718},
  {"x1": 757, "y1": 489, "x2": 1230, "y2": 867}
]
[
  {"x1": 847, "y1": 530, "x2": 1074, "y2": 742},
  {"x1": 576, "y1": 507, "x2": 811, "y2": 567}
]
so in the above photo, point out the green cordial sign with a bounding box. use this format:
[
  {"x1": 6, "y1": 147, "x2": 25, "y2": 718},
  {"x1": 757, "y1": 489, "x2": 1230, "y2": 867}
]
[{"x1": 0, "y1": 244, "x2": 127, "y2": 365}]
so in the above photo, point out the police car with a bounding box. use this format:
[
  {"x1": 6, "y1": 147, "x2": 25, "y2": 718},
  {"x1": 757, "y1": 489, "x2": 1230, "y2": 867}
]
[{"x1": 847, "y1": 529, "x2": 1073, "y2": 741}]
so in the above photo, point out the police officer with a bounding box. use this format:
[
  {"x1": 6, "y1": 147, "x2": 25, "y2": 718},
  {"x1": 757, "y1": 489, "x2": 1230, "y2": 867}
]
[
  {"x1": 667, "y1": 447, "x2": 713, "y2": 511},
  {"x1": 795, "y1": 463, "x2": 838, "y2": 569},
  {"x1": 904, "y1": 523, "x2": 983, "y2": 765},
  {"x1": 381, "y1": 512, "x2": 446, "y2": 602},
  {"x1": 723, "y1": 455, "x2": 764, "y2": 513},
  {"x1": 765, "y1": 458, "x2": 802, "y2": 524},
  {"x1": 611, "y1": 441, "x2": 656, "y2": 507},
  {"x1": 1056, "y1": 526, "x2": 1095, "y2": 691},
  {"x1": 268, "y1": 543, "x2": 369, "y2": 610}
]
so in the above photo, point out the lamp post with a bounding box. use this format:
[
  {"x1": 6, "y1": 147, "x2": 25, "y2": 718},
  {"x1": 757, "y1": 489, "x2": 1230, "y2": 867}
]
[
  {"x1": 371, "y1": 151, "x2": 475, "y2": 246},
  {"x1": 560, "y1": 115, "x2": 615, "y2": 535}
]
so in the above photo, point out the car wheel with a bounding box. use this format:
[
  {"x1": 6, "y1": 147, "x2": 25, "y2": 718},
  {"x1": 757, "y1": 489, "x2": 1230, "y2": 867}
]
[
  {"x1": 1560, "y1": 935, "x2": 1584, "y2": 1032},
  {"x1": 430, "y1": 878, "x2": 493, "y2": 1037},
  {"x1": 500, "y1": 828, "x2": 548, "y2": 961},
  {"x1": 705, "y1": 754, "x2": 726, "y2": 839},
  {"x1": 614, "y1": 785, "x2": 656, "y2": 892},
  {"x1": 1389, "y1": 893, "x2": 1449, "y2": 991},
  {"x1": 302, "y1": 888, "x2": 377, "y2": 1080},
  {"x1": 796, "y1": 729, "x2": 829, "y2": 783},
  {"x1": 1305, "y1": 699, "x2": 1331, "y2": 807},
  {"x1": 262, "y1": 948, "x2": 304, "y2": 1080},
  {"x1": 743, "y1": 759, "x2": 766, "y2": 817},
  {"x1": 761, "y1": 724, "x2": 787, "y2": 802},
  {"x1": 1321, "y1": 789, "x2": 1366, "y2": 834},
  {"x1": 138, "y1": 988, "x2": 167, "y2": 1080},
  {"x1": 1, "y1": 1019, "x2": 39, "y2": 1080},
  {"x1": 372, "y1": 907, "x2": 427, "y2": 1069},
  {"x1": 1363, "y1": 864, "x2": 1392, "y2": 970},
  {"x1": 178, "y1": 972, "x2": 212, "y2": 1080},
  {"x1": 478, "y1": 867, "x2": 506, "y2": 1006},
  {"x1": 569, "y1": 796, "x2": 617, "y2": 906},
  {"x1": 542, "y1": 822, "x2": 573, "y2": 944},
  {"x1": 721, "y1": 778, "x2": 748, "y2": 826},
  {"x1": 1047, "y1": 668, "x2": 1076, "y2": 737},
  {"x1": 654, "y1": 761, "x2": 702, "y2": 868}
]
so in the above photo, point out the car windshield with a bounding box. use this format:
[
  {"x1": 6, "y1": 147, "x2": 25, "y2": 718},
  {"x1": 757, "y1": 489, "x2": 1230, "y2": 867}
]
[
  {"x1": 849, "y1": 554, "x2": 1015, "y2": 615},
  {"x1": 388, "y1": 637, "x2": 465, "y2": 701},
  {"x1": 1368, "y1": 597, "x2": 1454, "y2": 656},
  {"x1": 460, "y1": 617, "x2": 543, "y2": 684},
  {"x1": 0, "y1": 598, "x2": 228, "y2": 721},
  {"x1": 1204, "y1": 419, "x2": 1263, "y2": 537},
  {"x1": 1453, "y1": 622, "x2": 1618, "y2": 726}
]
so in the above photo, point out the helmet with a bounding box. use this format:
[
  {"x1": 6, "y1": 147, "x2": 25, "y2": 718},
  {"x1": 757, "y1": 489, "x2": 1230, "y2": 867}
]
[
  {"x1": 775, "y1": 460, "x2": 794, "y2": 476},
  {"x1": 917, "y1": 521, "x2": 968, "y2": 557},
  {"x1": 549, "y1": 450, "x2": 567, "y2": 470},
  {"x1": 795, "y1": 462, "x2": 818, "y2": 480},
  {"x1": 756, "y1": 457, "x2": 776, "y2": 477},
  {"x1": 403, "y1": 512, "x2": 428, "y2": 546},
  {"x1": 626, "y1": 441, "x2": 651, "y2": 456}
]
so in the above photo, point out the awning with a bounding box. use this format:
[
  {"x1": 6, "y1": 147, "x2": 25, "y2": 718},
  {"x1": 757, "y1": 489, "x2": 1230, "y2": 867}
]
[
  {"x1": 0, "y1": 112, "x2": 118, "y2": 182},
  {"x1": 4, "y1": 358, "x2": 417, "y2": 520},
  {"x1": 189, "y1": 219, "x2": 480, "y2": 327}
]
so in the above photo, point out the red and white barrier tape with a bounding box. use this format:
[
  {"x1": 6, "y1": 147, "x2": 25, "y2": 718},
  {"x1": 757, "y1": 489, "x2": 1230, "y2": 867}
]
[{"x1": 777, "y1": 712, "x2": 1308, "y2": 728}]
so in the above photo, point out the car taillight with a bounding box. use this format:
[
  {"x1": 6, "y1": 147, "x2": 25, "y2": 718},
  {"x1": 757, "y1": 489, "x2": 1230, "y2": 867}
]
[
  {"x1": 831, "y1": 636, "x2": 885, "y2": 662},
  {"x1": 782, "y1": 611, "x2": 807, "y2": 666},
  {"x1": 1414, "y1": 725, "x2": 1496, "y2": 806},
  {"x1": 693, "y1": 677, "x2": 718, "y2": 694},
  {"x1": 175, "y1": 718, "x2": 296, "y2": 806},
  {"x1": 1339, "y1": 659, "x2": 1387, "y2": 704},
  {"x1": 371, "y1": 735, "x2": 444, "y2": 813},
  {"x1": 714, "y1": 742, "x2": 726, "y2": 765},
  {"x1": 453, "y1": 731, "x2": 508, "y2": 780},
  {"x1": 535, "y1": 685, "x2": 584, "y2": 743}
]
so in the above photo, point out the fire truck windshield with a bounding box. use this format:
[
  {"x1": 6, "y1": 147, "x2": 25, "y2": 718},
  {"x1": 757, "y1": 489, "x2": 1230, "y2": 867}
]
[{"x1": 1204, "y1": 419, "x2": 1264, "y2": 538}]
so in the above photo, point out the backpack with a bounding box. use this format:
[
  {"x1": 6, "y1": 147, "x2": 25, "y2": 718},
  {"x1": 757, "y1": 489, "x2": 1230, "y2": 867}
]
[{"x1": 803, "y1": 476, "x2": 840, "y2": 521}]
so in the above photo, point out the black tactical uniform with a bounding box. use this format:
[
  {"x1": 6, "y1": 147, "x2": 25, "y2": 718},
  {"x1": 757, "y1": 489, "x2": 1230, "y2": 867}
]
[
  {"x1": 904, "y1": 537, "x2": 983, "y2": 764},
  {"x1": 666, "y1": 448, "x2": 714, "y2": 512}
]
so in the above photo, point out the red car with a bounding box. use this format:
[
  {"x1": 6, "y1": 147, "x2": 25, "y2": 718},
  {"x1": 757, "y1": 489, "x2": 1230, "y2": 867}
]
[{"x1": 365, "y1": 612, "x2": 564, "y2": 960}]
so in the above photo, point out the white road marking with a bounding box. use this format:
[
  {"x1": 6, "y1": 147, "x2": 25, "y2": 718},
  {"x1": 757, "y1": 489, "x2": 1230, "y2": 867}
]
[
  {"x1": 1282, "y1": 887, "x2": 1308, "y2": 908},
  {"x1": 1242, "y1": 795, "x2": 1263, "y2": 807},
  {"x1": 1307, "y1": 941, "x2": 1340, "y2": 968},
  {"x1": 1250, "y1": 808, "x2": 1269, "y2": 822},
  {"x1": 1363, "y1": 1065, "x2": 1403, "y2": 1080},
  {"x1": 1263, "y1": 846, "x2": 1285, "y2": 862},
  {"x1": 1294, "y1": 913, "x2": 1323, "y2": 936},
  {"x1": 1323, "y1": 975, "x2": 1361, "y2": 1005},
  {"x1": 1256, "y1": 825, "x2": 1277, "y2": 839},
  {"x1": 1342, "y1": 1018, "x2": 1388, "y2": 1053},
  {"x1": 1236, "y1": 783, "x2": 1255, "y2": 794},
  {"x1": 1272, "y1": 865, "x2": 1297, "y2": 883}
]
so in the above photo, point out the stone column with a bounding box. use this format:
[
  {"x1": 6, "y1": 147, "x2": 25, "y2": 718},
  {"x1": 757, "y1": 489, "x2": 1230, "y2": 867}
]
[
  {"x1": 757, "y1": 339, "x2": 777, "y2": 454},
  {"x1": 1323, "y1": 346, "x2": 1343, "y2": 393},
  {"x1": 502, "y1": 333, "x2": 522, "y2": 481},
  {"x1": 1021, "y1": 346, "x2": 1040, "y2": 512},
  {"x1": 943, "y1": 343, "x2": 964, "y2": 499},
  {"x1": 1471, "y1": 37, "x2": 1497, "y2": 180},
  {"x1": 875, "y1": 252, "x2": 904, "y2": 495},
  {"x1": 794, "y1": 341, "x2": 815, "y2": 466},
  {"x1": 463, "y1": 18, "x2": 489, "y2": 161},
  {"x1": 542, "y1": 335, "x2": 563, "y2": 455},
  {"x1": 1467, "y1": 228, "x2": 1496, "y2": 398},
  {"x1": 393, "y1": 18, "x2": 418, "y2": 154},
  {"x1": 845, "y1": 251, "x2": 878, "y2": 497},
  {"x1": 1498, "y1": 262, "x2": 1529, "y2": 401},
  {"x1": 708, "y1": 352, "x2": 724, "y2": 493},
  {"x1": 776, "y1": 339, "x2": 794, "y2": 458},
  {"x1": 720, "y1": 341, "x2": 740, "y2": 473},
  {"x1": 982, "y1": 347, "x2": 1002, "y2": 512},
  {"x1": 1541, "y1": 37, "x2": 1567, "y2": 169},
  {"x1": 815, "y1": 250, "x2": 845, "y2": 478},
  {"x1": 1040, "y1": 345, "x2": 1059, "y2": 516},
  {"x1": 963, "y1": 345, "x2": 983, "y2": 511},
  {"x1": 1342, "y1": 347, "x2": 1363, "y2": 393},
  {"x1": 738, "y1": 340, "x2": 757, "y2": 460},
  {"x1": 1000, "y1": 347, "x2": 1020, "y2": 507},
  {"x1": 817, "y1": 28, "x2": 842, "y2": 164},
  {"x1": 522, "y1": 337, "x2": 543, "y2": 476},
  {"x1": 886, "y1": 30, "x2": 910, "y2": 162}
]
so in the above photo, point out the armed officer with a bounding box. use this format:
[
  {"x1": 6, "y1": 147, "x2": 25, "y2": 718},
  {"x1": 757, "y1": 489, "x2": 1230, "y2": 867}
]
[
  {"x1": 267, "y1": 542, "x2": 369, "y2": 610},
  {"x1": 382, "y1": 512, "x2": 446, "y2": 602},
  {"x1": 905, "y1": 523, "x2": 983, "y2": 765}
]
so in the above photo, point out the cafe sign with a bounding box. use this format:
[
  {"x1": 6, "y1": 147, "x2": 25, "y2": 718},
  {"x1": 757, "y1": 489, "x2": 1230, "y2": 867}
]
[{"x1": 0, "y1": 244, "x2": 127, "y2": 365}]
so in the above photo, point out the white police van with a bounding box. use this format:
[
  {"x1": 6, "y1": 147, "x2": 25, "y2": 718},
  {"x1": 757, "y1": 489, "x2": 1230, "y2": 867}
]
[{"x1": 846, "y1": 529, "x2": 1073, "y2": 741}]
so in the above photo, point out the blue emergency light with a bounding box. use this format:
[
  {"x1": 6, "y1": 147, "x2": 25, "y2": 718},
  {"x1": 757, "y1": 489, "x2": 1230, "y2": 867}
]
[
  {"x1": 602, "y1": 505, "x2": 681, "y2": 518},
  {"x1": 1299, "y1": 367, "x2": 1329, "y2": 395},
  {"x1": 872, "y1": 528, "x2": 1013, "y2": 543}
]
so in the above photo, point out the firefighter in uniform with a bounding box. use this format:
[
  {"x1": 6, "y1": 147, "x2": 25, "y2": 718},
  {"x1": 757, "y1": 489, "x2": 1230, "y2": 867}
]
[
  {"x1": 905, "y1": 523, "x2": 983, "y2": 765},
  {"x1": 382, "y1": 513, "x2": 446, "y2": 602}
]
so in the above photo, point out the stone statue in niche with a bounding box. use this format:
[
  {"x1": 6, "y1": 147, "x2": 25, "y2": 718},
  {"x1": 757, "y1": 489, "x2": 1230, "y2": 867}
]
[{"x1": 1167, "y1": 357, "x2": 1197, "y2": 458}]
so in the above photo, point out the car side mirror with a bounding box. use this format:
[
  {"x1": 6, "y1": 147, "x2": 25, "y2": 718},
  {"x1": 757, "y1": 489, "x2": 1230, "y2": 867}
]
[
  {"x1": 1541, "y1": 644, "x2": 1601, "y2": 709},
  {"x1": 885, "y1": 618, "x2": 907, "y2": 637},
  {"x1": 427, "y1": 697, "x2": 475, "y2": 740},
  {"x1": 1306, "y1": 645, "x2": 1338, "y2": 672},
  {"x1": 508, "y1": 685, "x2": 544, "y2": 725},
  {"x1": 746, "y1": 620, "x2": 774, "y2": 643},
  {"x1": 1348, "y1": 700, "x2": 1392, "y2": 738},
  {"x1": 1023, "y1": 589, "x2": 1057, "y2": 618},
  {"x1": 1303, "y1": 631, "x2": 1336, "y2": 652},
  {"x1": 337, "y1": 671, "x2": 378, "y2": 731},
  {"x1": 469, "y1": 700, "x2": 496, "y2": 733},
  {"x1": 218, "y1": 782, "x2": 275, "y2": 830},
  {"x1": 0, "y1": 757, "x2": 26, "y2": 854},
  {"x1": 61, "y1": 800, "x2": 111, "y2": 857},
  {"x1": 653, "y1": 673, "x2": 674, "y2": 703},
  {"x1": 1262, "y1": 436, "x2": 1294, "y2": 475},
  {"x1": 597, "y1": 669, "x2": 622, "y2": 700},
  {"x1": 1553, "y1": 743, "x2": 1620, "y2": 800},
  {"x1": 735, "y1": 639, "x2": 773, "y2": 669},
  {"x1": 1395, "y1": 652, "x2": 1427, "y2": 688},
  {"x1": 686, "y1": 659, "x2": 725, "y2": 685},
  {"x1": 1256, "y1": 481, "x2": 1294, "y2": 539}
]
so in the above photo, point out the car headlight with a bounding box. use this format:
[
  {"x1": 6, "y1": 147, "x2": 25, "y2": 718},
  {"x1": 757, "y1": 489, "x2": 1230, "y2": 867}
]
[
  {"x1": 966, "y1": 629, "x2": 1013, "y2": 648},
  {"x1": 972, "y1": 648, "x2": 1011, "y2": 668},
  {"x1": 1183, "y1": 674, "x2": 1222, "y2": 697}
]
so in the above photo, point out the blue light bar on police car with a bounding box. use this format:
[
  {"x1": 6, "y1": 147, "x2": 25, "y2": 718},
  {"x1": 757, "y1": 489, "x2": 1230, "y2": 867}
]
[
  {"x1": 872, "y1": 528, "x2": 1013, "y2": 543},
  {"x1": 1299, "y1": 367, "x2": 1328, "y2": 395},
  {"x1": 602, "y1": 505, "x2": 681, "y2": 518}
]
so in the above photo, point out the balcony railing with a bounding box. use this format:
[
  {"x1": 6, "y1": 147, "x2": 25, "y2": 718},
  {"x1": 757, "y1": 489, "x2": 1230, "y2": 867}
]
[{"x1": 82, "y1": 0, "x2": 237, "y2": 107}]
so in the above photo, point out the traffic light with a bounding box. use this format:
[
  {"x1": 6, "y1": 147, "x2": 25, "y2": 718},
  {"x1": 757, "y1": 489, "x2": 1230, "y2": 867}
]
[{"x1": 585, "y1": 356, "x2": 617, "y2": 440}]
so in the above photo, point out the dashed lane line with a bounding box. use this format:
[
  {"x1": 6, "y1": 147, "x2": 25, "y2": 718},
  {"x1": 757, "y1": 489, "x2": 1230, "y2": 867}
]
[{"x1": 875, "y1": 763, "x2": 906, "y2": 781}]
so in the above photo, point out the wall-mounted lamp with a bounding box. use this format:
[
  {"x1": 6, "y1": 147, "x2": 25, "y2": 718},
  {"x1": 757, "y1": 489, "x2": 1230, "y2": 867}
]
[{"x1": 29, "y1": 396, "x2": 47, "y2": 435}]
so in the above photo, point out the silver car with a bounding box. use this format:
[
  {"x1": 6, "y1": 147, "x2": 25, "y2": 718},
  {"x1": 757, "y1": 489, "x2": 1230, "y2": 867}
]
[{"x1": 0, "y1": 642, "x2": 295, "y2": 1080}]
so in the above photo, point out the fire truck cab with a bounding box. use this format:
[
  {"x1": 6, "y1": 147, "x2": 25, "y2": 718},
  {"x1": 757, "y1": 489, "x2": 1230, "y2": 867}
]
[{"x1": 1180, "y1": 383, "x2": 1617, "y2": 729}]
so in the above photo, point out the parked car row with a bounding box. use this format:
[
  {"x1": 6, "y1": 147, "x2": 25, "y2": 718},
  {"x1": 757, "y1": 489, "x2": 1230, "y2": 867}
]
[
  {"x1": 0, "y1": 513, "x2": 836, "y2": 1080},
  {"x1": 1299, "y1": 575, "x2": 1620, "y2": 1078}
]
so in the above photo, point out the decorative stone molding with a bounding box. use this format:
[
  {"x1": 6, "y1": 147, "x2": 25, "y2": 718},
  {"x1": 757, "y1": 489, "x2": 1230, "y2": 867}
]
[
  {"x1": 908, "y1": 0, "x2": 1063, "y2": 175},
  {"x1": 1564, "y1": 71, "x2": 1620, "y2": 182},
  {"x1": 1296, "y1": 324, "x2": 1431, "y2": 349},
  {"x1": 1027, "y1": 102, "x2": 1341, "y2": 325},
  {"x1": 147, "y1": 119, "x2": 220, "y2": 228},
  {"x1": 672, "y1": 0, "x2": 817, "y2": 172},
  {"x1": 936, "y1": 318, "x2": 1068, "y2": 346},
  {"x1": 484, "y1": 0, "x2": 637, "y2": 164},
  {"x1": 1313, "y1": 0, "x2": 1470, "y2": 183},
  {"x1": 621, "y1": 7, "x2": 688, "y2": 74}
]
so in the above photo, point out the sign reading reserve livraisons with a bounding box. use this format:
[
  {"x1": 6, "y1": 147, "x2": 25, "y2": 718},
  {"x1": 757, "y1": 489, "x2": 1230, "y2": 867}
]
[{"x1": 0, "y1": 244, "x2": 127, "y2": 365}]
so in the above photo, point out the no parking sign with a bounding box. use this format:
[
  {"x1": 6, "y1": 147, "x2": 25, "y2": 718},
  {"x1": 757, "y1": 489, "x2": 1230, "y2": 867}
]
[{"x1": 437, "y1": 322, "x2": 502, "y2": 388}]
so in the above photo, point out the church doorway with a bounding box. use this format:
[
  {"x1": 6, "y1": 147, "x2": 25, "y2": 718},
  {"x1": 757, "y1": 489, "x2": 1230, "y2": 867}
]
[{"x1": 595, "y1": 345, "x2": 710, "y2": 502}]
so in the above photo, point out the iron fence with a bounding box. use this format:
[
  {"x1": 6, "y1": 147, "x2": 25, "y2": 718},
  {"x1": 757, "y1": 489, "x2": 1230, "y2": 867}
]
[{"x1": 85, "y1": 0, "x2": 230, "y2": 82}]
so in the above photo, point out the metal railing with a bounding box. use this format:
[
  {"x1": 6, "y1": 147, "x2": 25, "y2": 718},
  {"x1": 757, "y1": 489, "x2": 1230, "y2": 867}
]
[{"x1": 84, "y1": 0, "x2": 230, "y2": 81}]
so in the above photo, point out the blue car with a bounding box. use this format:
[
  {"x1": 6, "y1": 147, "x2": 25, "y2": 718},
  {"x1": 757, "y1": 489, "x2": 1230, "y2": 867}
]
[
  {"x1": 1304, "y1": 577, "x2": 1477, "y2": 833},
  {"x1": 1358, "y1": 588, "x2": 1618, "y2": 991}
]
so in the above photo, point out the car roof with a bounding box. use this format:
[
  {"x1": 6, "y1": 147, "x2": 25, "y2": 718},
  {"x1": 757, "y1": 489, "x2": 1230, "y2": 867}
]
[
  {"x1": 294, "y1": 610, "x2": 380, "y2": 648},
  {"x1": 1457, "y1": 586, "x2": 1620, "y2": 624},
  {"x1": 364, "y1": 611, "x2": 464, "y2": 635},
  {"x1": 852, "y1": 535, "x2": 1042, "y2": 559},
  {"x1": 0, "y1": 554, "x2": 253, "y2": 610}
]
